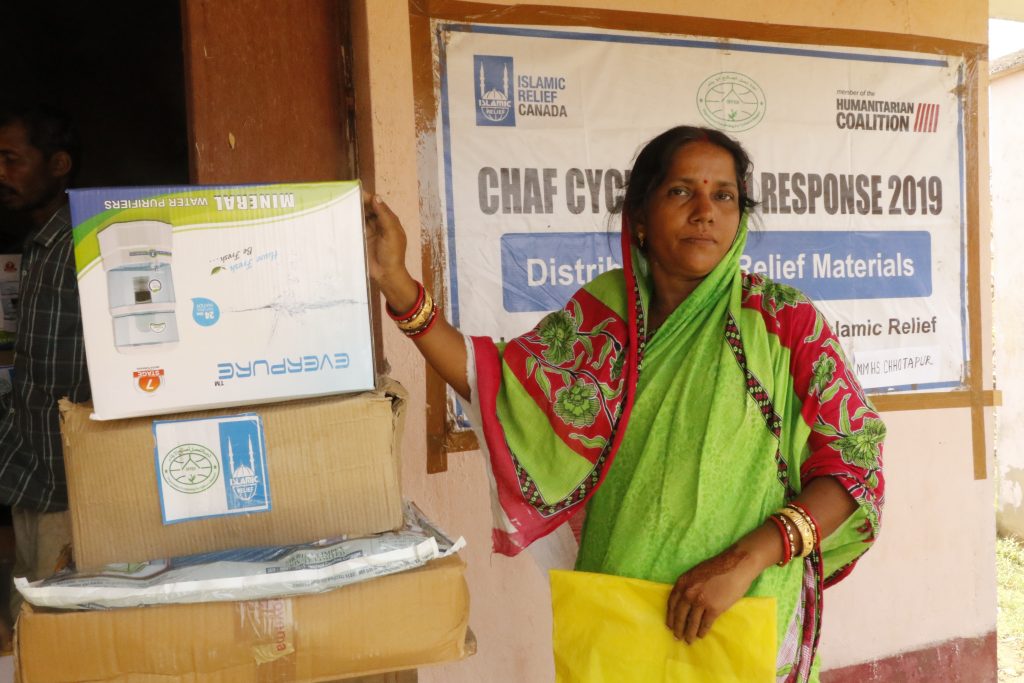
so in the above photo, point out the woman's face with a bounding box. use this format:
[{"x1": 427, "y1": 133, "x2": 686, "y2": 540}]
[{"x1": 636, "y1": 140, "x2": 742, "y2": 286}]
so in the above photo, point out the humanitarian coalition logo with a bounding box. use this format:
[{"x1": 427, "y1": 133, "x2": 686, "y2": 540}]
[
  {"x1": 219, "y1": 418, "x2": 268, "y2": 510},
  {"x1": 912, "y1": 103, "x2": 940, "y2": 132},
  {"x1": 475, "y1": 55, "x2": 515, "y2": 127},
  {"x1": 834, "y1": 90, "x2": 940, "y2": 133},
  {"x1": 161, "y1": 443, "x2": 220, "y2": 494},
  {"x1": 696, "y1": 72, "x2": 766, "y2": 132}
]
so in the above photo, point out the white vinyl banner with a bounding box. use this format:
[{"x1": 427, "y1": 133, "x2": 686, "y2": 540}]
[{"x1": 433, "y1": 22, "x2": 967, "y2": 394}]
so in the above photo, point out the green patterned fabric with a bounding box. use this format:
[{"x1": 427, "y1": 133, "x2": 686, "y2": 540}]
[
  {"x1": 471, "y1": 215, "x2": 884, "y2": 683},
  {"x1": 577, "y1": 221, "x2": 801, "y2": 651},
  {"x1": 572, "y1": 221, "x2": 880, "y2": 683}
]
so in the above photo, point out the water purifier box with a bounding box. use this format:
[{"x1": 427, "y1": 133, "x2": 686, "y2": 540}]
[
  {"x1": 0, "y1": 254, "x2": 19, "y2": 350},
  {"x1": 69, "y1": 182, "x2": 374, "y2": 420}
]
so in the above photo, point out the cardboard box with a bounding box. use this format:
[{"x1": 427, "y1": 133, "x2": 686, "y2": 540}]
[
  {"x1": 62, "y1": 380, "x2": 406, "y2": 570},
  {"x1": 68, "y1": 182, "x2": 375, "y2": 420},
  {"x1": 0, "y1": 254, "x2": 20, "y2": 350},
  {"x1": 16, "y1": 555, "x2": 472, "y2": 682}
]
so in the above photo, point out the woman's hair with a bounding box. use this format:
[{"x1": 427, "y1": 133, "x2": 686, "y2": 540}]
[{"x1": 621, "y1": 126, "x2": 756, "y2": 234}]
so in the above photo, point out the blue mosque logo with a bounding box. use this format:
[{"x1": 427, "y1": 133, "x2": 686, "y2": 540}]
[
  {"x1": 219, "y1": 418, "x2": 268, "y2": 510},
  {"x1": 226, "y1": 435, "x2": 259, "y2": 502},
  {"x1": 474, "y1": 55, "x2": 515, "y2": 127}
]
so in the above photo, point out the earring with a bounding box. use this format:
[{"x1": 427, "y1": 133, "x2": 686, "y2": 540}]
[{"x1": 637, "y1": 232, "x2": 645, "y2": 248}]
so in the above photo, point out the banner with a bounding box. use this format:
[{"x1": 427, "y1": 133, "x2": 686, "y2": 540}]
[{"x1": 433, "y1": 22, "x2": 967, "y2": 395}]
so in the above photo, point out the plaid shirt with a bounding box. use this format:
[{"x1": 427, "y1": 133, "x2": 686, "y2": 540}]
[{"x1": 0, "y1": 204, "x2": 90, "y2": 511}]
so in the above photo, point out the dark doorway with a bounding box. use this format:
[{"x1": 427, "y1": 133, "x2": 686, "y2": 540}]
[
  {"x1": 0, "y1": 1, "x2": 189, "y2": 636},
  {"x1": 1, "y1": 1, "x2": 190, "y2": 189}
]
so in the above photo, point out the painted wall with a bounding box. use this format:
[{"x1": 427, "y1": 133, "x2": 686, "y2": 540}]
[
  {"x1": 352, "y1": 2, "x2": 993, "y2": 680},
  {"x1": 992, "y1": 56, "x2": 1024, "y2": 538}
]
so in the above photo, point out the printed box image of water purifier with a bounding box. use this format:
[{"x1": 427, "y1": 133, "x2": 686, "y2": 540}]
[
  {"x1": 97, "y1": 221, "x2": 179, "y2": 352},
  {"x1": 69, "y1": 182, "x2": 376, "y2": 420}
]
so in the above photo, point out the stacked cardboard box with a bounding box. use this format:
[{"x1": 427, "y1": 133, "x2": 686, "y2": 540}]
[
  {"x1": 17, "y1": 555, "x2": 471, "y2": 682},
  {"x1": 59, "y1": 386, "x2": 407, "y2": 569},
  {"x1": 66, "y1": 182, "x2": 376, "y2": 419},
  {"x1": 14, "y1": 183, "x2": 471, "y2": 681}
]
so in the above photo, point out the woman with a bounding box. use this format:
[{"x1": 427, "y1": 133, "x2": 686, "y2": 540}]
[{"x1": 365, "y1": 126, "x2": 884, "y2": 682}]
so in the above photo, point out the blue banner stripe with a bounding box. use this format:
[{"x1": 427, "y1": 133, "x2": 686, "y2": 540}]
[{"x1": 500, "y1": 230, "x2": 931, "y2": 312}]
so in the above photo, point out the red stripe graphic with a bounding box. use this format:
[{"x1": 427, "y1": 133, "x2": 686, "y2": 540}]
[{"x1": 914, "y1": 103, "x2": 939, "y2": 133}]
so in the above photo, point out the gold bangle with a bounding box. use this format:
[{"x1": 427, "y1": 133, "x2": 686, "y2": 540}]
[
  {"x1": 777, "y1": 507, "x2": 814, "y2": 558},
  {"x1": 786, "y1": 504, "x2": 819, "y2": 550},
  {"x1": 402, "y1": 302, "x2": 438, "y2": 338},
  {"x1": 397, "y1": 289, "x2": 434, "y2": 332}
]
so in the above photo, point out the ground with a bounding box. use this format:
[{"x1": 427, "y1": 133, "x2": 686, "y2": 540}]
[{"x1": 999, "y1": 536, "x2": 1024, "y2": 682}]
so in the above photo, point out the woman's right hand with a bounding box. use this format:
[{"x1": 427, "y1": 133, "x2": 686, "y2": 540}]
[
  {"x1": 361, "y1": 190, "x2": 471, "y2": 399},
  {"x1": 363, "y1": 191, "x2": 418, "y2": 310}
]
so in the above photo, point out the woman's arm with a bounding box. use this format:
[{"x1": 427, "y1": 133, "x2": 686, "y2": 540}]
[
  {"x1": 364, "y1": 193, "x2": 471, "y2": 400},
  {"x1": 665, "y1": 476, "x2": 856, "y2": 643}
]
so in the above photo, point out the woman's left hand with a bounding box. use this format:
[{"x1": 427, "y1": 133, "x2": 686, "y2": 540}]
[{"x1": 666, "y1": 544, "x2": 764, "y2": 644}]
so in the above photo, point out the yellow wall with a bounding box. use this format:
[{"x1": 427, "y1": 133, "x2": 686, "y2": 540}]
[{"x1": 352, "y1": 2, "x2": 991, "y2": 680}]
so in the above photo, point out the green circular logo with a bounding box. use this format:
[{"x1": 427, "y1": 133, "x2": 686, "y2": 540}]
[
  {"x1": 161, "y1": 444, "x2": 220, "y2": 494},
  {"x1": 696, "y1": 72, "x2": 766, "y2": 132}
]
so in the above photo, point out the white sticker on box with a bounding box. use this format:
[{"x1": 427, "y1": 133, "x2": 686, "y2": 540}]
[
  {"x1": 153, "y1": 412, "x2": 271, "y2": 524},
  {"x1": 0, "y1": 254, "x2": 20, "y2": 339}
]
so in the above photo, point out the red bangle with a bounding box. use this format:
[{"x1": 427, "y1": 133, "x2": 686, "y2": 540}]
[
  {"x1": 386, "y1": 281, "x2": 425, "y2": 322},
  {"x1": 788, "y1": 502, "x2": 821, "y2": 551},
  {"x1": 769, "y1": 514, "x2": 792, "y2": 566}
]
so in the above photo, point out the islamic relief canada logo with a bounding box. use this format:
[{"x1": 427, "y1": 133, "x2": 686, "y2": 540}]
[
  {"x1": 474, "y1": 55, "x2": 515, "y2": 127},
  {"x1": 696, "y1": 72, "x2": 767, "y2": 132}
]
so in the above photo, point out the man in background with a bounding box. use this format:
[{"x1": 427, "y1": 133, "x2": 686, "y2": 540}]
[{"x1": 0, "y1": 102, "x2": 90, "y2": 622}]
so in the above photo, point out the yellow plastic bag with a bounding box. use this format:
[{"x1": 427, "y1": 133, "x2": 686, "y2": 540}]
[{"x1": 551, "y1": 570, "x2": 776, "y2": 683}]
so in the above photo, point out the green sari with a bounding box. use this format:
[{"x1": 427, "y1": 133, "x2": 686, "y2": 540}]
[{"x1": 470, "y1": 218, "x2": 884, "y2": 682}]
